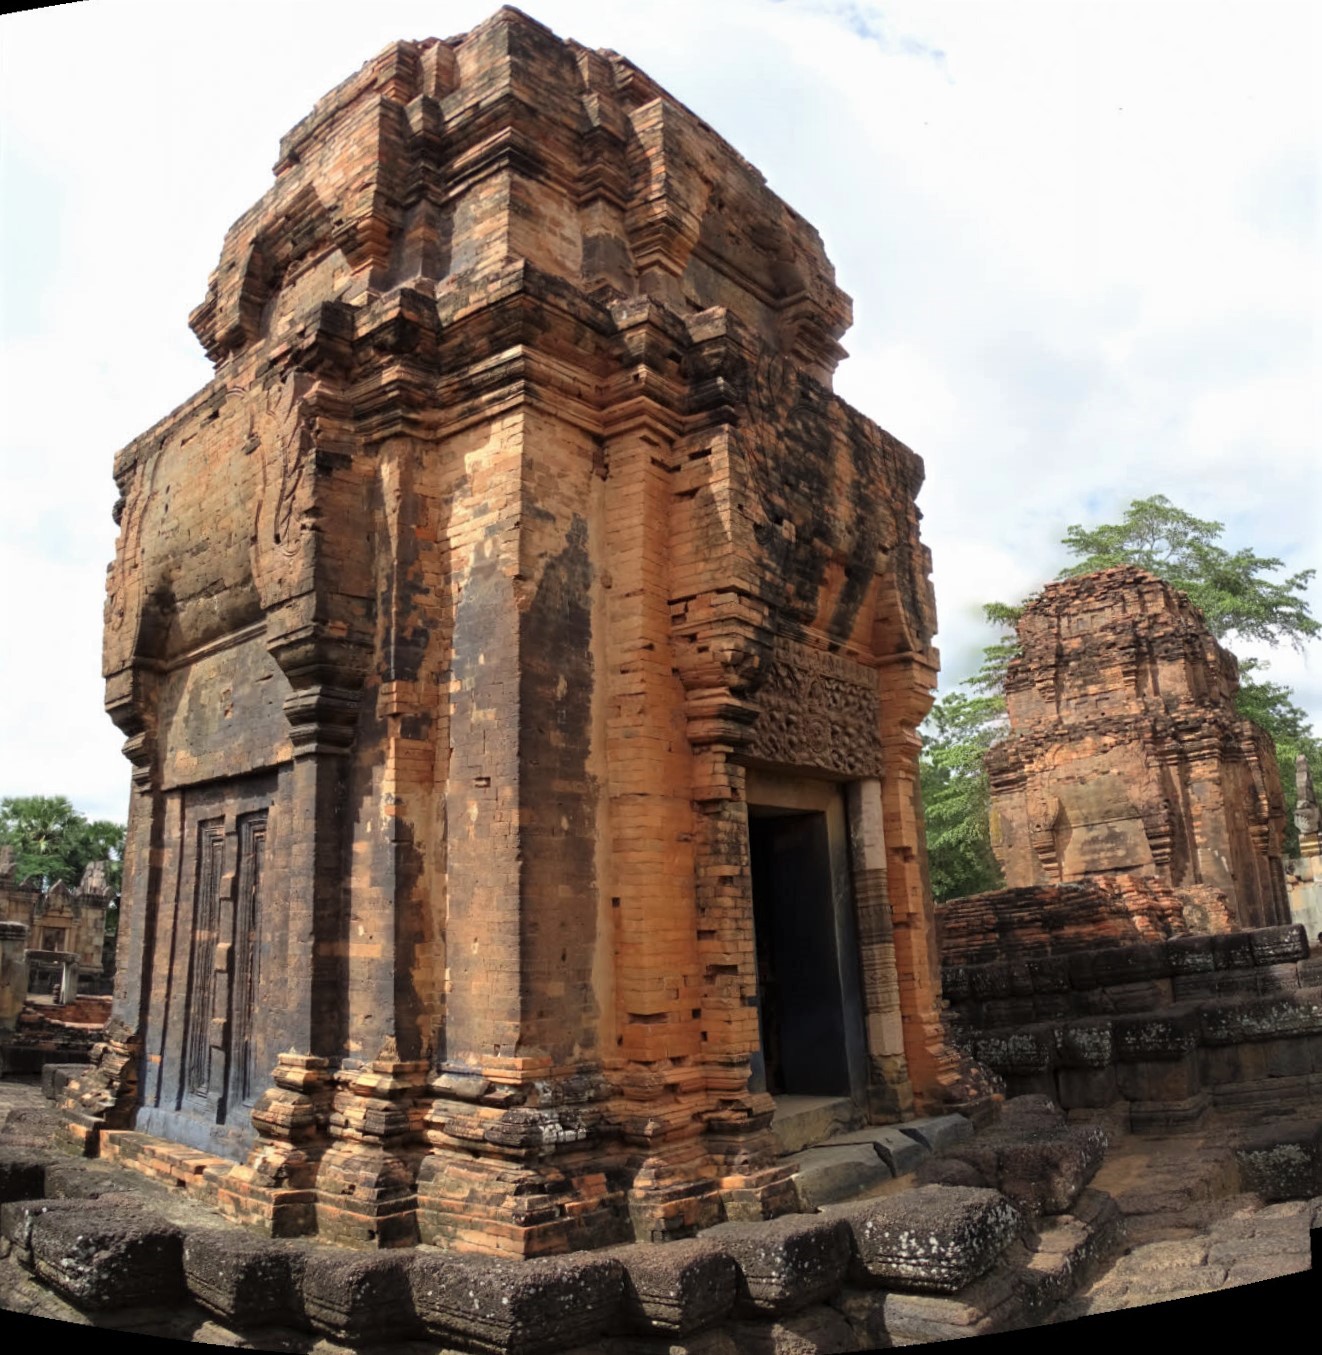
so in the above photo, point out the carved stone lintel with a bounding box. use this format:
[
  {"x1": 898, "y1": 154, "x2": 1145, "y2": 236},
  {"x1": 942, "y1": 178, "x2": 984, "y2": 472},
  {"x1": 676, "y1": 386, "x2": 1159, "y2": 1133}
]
[{"x1": 745, "y1": 639, "x2": 882, "y2": 777}]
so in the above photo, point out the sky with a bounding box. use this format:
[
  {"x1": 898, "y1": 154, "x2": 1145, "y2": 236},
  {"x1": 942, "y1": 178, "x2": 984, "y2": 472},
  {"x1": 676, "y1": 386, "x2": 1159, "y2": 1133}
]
[{"x1": 1, "y1": 0, "x2": 1318, "y2": 826}]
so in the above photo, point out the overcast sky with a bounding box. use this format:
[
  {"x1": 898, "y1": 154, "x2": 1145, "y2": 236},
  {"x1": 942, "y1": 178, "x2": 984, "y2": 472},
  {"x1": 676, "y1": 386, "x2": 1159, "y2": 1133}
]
[{"x1": 1, "y1": 0, "x2": 1318, "y2": 826}]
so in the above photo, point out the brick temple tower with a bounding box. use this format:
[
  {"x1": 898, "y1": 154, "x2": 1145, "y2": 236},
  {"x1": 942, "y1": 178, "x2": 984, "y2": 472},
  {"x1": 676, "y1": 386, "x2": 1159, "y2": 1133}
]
[
  {"x1": 66, "y1": 7, "x2": 986, "y2": 1254},
  {"x1": 986, "y1": 568, "x2": 1290, "y2": 929}
]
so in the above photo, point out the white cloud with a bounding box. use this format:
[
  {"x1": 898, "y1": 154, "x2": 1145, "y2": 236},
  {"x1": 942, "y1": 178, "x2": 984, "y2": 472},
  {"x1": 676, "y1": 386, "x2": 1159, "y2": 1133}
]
[{"x1": 1, "y1": 0, "x2": 1318, "y2": 822}]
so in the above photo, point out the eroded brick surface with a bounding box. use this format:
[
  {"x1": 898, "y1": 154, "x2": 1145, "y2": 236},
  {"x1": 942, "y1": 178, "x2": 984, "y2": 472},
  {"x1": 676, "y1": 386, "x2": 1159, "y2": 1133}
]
[{"x1": 986, "y1": 568, "x2": 1289, "y2": 929}]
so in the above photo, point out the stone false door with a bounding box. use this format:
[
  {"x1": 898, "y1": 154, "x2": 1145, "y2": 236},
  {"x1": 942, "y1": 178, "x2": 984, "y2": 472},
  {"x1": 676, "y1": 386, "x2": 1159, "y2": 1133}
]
[{"x1": 181, "y1": 811, "x2": 267, "y2": 1129}]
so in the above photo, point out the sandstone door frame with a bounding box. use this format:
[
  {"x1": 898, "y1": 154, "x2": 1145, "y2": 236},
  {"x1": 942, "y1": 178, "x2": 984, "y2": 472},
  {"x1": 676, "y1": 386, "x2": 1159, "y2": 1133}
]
[{"x1": 743, "y1": 769, "x2": 870, "y2": 1104}]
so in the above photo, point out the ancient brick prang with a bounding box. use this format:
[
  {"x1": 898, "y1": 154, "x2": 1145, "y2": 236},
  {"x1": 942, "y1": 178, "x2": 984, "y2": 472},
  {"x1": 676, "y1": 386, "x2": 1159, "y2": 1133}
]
[
  {"x1": 986, "y1": 568, "x2": 1289, "y2": 929},
  {"x1": 82, "y1": 7, "x2": 982, "y2": 1255}
]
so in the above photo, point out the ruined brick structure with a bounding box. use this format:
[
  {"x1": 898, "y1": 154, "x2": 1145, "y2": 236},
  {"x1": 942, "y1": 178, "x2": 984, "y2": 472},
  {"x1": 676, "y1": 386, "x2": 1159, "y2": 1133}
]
[
  {"x1": 68, "y1": 8, "x2": 987, "y2": 1255},
  {"x1": 986, "y1": 568, "x2": 1289, "y2": 929},
  {"x1": 938, "y1": 875, "x2": 1236, "y2": 972},
  {"x1": 0, "y1": 854, "x2": 113, "y2": 1001},
  {"x1": 1287, "y1": 753, "x2": 1322, "y2": 939},
  {"x1": 945, "y1": 569, "x2": 1308, "y2": 1131}
]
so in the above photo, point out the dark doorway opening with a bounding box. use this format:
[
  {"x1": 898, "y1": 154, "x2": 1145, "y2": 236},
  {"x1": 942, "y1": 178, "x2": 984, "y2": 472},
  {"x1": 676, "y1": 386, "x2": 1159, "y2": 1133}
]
[{"x1": 748, "y1": 807, "x2": 857, "y2": 1097}]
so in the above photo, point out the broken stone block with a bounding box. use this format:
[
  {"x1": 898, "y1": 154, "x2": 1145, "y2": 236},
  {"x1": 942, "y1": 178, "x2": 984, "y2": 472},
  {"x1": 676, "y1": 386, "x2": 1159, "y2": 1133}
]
[
  {"x1": 1, "y1": 1194, "x2": 145, "y2": 1265},
  {"x1": 842, "y1": 1184, "x2": 1022, "y2": 1294},
  {"x1": 612, "y1": 1238, "x2": 739, "y2": 1335},
  {"x1": 974, "y1": 1029, "x2": 1054, "y2": 1078},
  {"x1": 997, "y1": 1095, "x2": 1065, "y2": 1132},
  {"x1": 1055, "y1": 1065, "x2": 1119, "y2": 1110},
  {"x1": 1249, "y1": 925, "x2": 1308, "y2": 967},
  {"x1": 1112, "y1": 1011, "x2": 1200, "y2": 1061},
  {"x1": 301, "y1": 1249, "x2": 421, "y2": 1340},
  {"x1": 1211, "y1": 932, "x2": 1257, "y2": 970},
  {"x1": 1091, "y1": 943, "x2": 1170, "y2": 986},
  {"x1": 183, "y1": 1227, "x2": 307, "y2": 1328},
  {"x1": 702, "y1": 1214, "x2": 854, "y2": 1317},
  {"x1": 1026, "y1": 956, "x2": 1071, "y2": 994},
  {"x1": 728, "y1": 1304, "x2": 861, "y2": 1354},
  {"x1": 916, "y1": 1124, "x2": 1106, "y2": 1218},
  {"x1": 1234, "y1": 1121, "x2": 1322, "y2": 1201},
  {"x1": 914, "y1": 1157, "x2": 987, "y2": 1190},
  {"x1": 1257, "y1": 962, "x2": 1303, "y2": 993},
  {"x1": 993, "y1": 1126, "x2": 1107, "y2": 1216},
  {"x1": 1013, "y1": 1189, "x2": 1126, "y2": 1322},
  {"x1": 942, "y1": 966, "x2": 973, "y2": 1002},
  {"x1": 1115, "y1": 1053, "x2": 1202, "y2": 1102},
  {"x1": 970, "y1": 964, "x2": 1013, "y2": 1000},
  {"x1": 865, "y1": 1262, "x2": 1024, "y2": 1343},
  {"x1": 409, "y1": 1250, "x2": 626, "y2": 1354},
  {"x1": 1199, "y1": 993, "x2": 1322, "y2": 1045},
  {"x1": 0, "y1": 1108, "x2": 65, "y2": 1150},
  {"x1": 1166, "y1": 935, "x2": 1215, "y2": 975},
  {"x1": 1052, "y1": 1019, "x2": 1114, "y2": 1069},
  {"x1": 789, "y1": 1143, "x2": 894, "y2": 1209},
  {"x1": 897, "y1": 1114, "x2": 976, "y2": 1153},
  {"x1": 40, "y1": 1063, "x2": 84, "y2": 1100},
  {"x1": 0, "y1": 1151, "x2": 45, "y2": 1204},
  {"x1": 1128, "y1": 1090, "x2": 1210, "y2": 1132},
  {"x1": 27, "y1": 1204, "x2": 184, "y2": 1309},
  {"x1": 41, "y1": 1159, "x2": 140, "y2": 1200},
  {"x1": 864, "y1": 1126, "x2": 930, "y2": 1177}
]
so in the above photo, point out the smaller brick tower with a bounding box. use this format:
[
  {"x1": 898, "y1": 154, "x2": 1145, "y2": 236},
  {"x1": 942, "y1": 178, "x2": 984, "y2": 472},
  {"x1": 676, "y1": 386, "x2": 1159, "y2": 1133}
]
[{"x1": 986, "y1": 567, "x2": 1289, "y2": 928}]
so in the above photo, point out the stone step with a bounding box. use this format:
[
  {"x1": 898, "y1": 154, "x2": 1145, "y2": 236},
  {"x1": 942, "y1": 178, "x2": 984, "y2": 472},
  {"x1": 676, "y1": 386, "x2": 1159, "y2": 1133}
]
[
  {"x1": 786, "y1": 1142, "x2": 895, "y2": 1208},
  {"x1": 770, "y1": 1095, "x2": 863, "y2": 1156},
  {"x1": 820, "y1": 1124, "x2": 933, "y2": 1176},
  {"x1": 100, "y1": 1130, "x2": 230, "y2": 1194},
  {"x1": 783, "y1": 1111, "x2": 982, "y2": 1205}
]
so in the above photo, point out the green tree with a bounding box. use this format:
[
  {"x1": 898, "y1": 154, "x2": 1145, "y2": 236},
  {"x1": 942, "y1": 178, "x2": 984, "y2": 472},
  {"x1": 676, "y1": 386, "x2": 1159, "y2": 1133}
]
[
  {"x1": 0, "y1": 795, "x2": 125, "y2": 893},
  {"x1": 920, "y1": 690, "x2": 1006, "y2": 900},
  {"x1": 921, "y1": 496, "x2": 1321, "y2": 899}
]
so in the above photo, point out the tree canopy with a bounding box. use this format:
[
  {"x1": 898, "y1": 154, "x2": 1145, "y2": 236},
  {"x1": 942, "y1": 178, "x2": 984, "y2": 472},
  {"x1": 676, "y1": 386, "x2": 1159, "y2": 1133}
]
[
  {"x1": 921, "y1": 496, "x2": 1321, "y2": 900},
  {"x1": 1059, "y1": 495, "x2": 1318, "y2": 650},
  {"x1": 0, "y1": 795, "x2": 125, "y2": 893},
  {"x1": 919, "y1": 690, "x2": 1006, "y2": 900}
]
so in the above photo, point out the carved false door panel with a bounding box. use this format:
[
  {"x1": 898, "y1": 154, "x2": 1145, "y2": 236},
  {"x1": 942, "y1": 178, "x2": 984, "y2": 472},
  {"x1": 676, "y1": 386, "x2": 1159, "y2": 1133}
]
[
  {"x1": 183, "y1": 819, "x2": 225, "y2": 1115},
  {"x1": 230, "y1": 813, "x2": 265, "y2": 1112},
  {"x1": 182, "y1": 811, "x2": 266, "y2": 1124}
]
